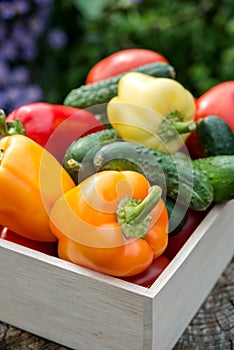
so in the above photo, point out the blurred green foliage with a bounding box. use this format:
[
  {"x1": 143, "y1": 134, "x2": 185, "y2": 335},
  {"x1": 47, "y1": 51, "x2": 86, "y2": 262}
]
[{"x1": 33, "y1": 0, "x2": 234, "y2": 104}]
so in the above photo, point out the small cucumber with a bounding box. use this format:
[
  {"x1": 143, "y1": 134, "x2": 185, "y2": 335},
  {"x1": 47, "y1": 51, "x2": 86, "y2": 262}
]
[
  {"x1": 196, "y1": 116, "x2": 234, "y2": 156},
  {"x1": 63, "y1": 128, "x2": 120, "y2": 183},
  {"x1": 63, "y1": 62, "x2": 176, "y2": 108},
  {"x1": 165, "y1": 197, "x2": 188, "y2": 236},
  {"x1": 79, "y1": 141, "x2": 214, "y2": 211},
  {"x1": 193, "y1": 155, "x2": 234, "y2": 202}
]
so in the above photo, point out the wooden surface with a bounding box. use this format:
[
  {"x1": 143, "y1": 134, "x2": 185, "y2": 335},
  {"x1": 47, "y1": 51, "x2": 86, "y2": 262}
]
[{"x1": 0, "y1": 256, "x2": 233, "y2": 350}]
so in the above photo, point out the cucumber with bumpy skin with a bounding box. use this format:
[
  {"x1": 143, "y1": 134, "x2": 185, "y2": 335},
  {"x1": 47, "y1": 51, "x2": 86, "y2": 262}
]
[
  {"x1": 63, "y1": 62, "x2": 176, "y2": 108},
  {"x1": 193, "y1": 155, "x2": 234, "y2": 202},
  {"x1": 78, "y1": 141, "x2": 214, "y2": 211},
  {"x1": 196, "y1": 116, "x2": 234, "y2": 156},
  {"x1": 63, "y1": 128, "x2": 120, "y2": 183}
]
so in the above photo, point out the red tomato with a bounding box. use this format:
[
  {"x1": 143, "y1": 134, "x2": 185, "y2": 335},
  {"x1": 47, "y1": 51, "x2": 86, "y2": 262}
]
[
  {"x1": 186, "y1": 81, "x2": 234, "y2": 158},
  {"x1": 85, "y1": 48, "x2": 169, "y2": 84},
  {"x1": 120, "y1": 255, "x2": 170, "y2": 288},
  {"x1": 164, "y1": 209, "x2": 209, "y2": 260},
  {"x1": 0, "y1": 227, "x2": 58, "y2": 256}
]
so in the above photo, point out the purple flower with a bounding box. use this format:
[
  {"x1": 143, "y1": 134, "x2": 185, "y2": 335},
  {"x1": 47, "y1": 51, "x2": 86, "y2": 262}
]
[
  {"x1": 13, "y1": 0, "x2": 30, "y2": 16},
  {"x1": 1, "y1": 40, "x2": 18, "y2": 61},
  {"x1": 0, "y1": 1, "x2": 15, "y2": 20},
  {"x1": 35, "y1": 0, "x2": 54, "y2": 6},
  {"x1": 47, "y1": 28, "x2": 68, "y2": 49},
  {"x1": 11, "y1": 66, "x2": 30, "y2": 84},
  {"x1": 25, "y1": 85, "x2": 43, "y2": 101},
  {"x1": 0, "y1": 61, "x2": 10, "y2": 86},
  {"x1": 0, "y1": 22, "x2": 7, "y2": 40}
]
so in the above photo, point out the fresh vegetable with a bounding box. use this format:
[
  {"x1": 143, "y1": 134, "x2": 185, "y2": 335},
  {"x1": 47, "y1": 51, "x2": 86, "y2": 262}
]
[
  {"x1": 193, "y1": 155, "x2": 234, "y2": 202},
  {"x1": 85, "y1": 48, "x2": 169, "y2": 84},
  {"x1": 0, "y1": 227, "x2": 58, "y2": 256},
  {"x1": 77, "y1": 141, "x2": 214, "y2": 211},
  {"x1": 186, "y1": 81, "x2": 234, "y2": 158},
  {"x1": 165, "y1": 197, "x2": 188, "y2": 236},
  {"x1": 0, "y1": 134, "x2": 75, "y2": 241},
  {"x1": 107, "y1": 72, "x2": 196, "y2": 153},
  {"x1": 195, "y1": 116, "x2": 234, "y2": 157},
  {"x1": 120, "y1": 255, "x2": 170, "y2": 288},
  {"x1": 164, "y1": 209, "x2": 209, "y2": 260},
  {"x1": 49, "y1": 170, "x2": 169, "y2": 277},
  {"x1": 5, "y1": 102, "x2": 104, "y2": 162},
  {"x1": 63, "y1": 62, "x2": 176, "y2": 109},
  {"x1": 63, "y1": 128, "x2": 120, "y2": 183},
  {"x1": 195, "y1": 81, "x2": 234, "y2": 130}
]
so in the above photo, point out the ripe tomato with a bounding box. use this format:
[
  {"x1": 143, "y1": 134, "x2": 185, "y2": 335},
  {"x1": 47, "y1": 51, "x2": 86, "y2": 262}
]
[
  {"x1": 186, "y1": 81, "x2": 234, "y2": 158},
  {"x1": 0, "y1": 227, "x2": 58, "y2": 256},
  {"x1": 120, "y1": 255, "x2": 170, "y2": 288},
  {"x1": 164, "y1": 209, "x2": 209, "y2": 260},
  {"x1": 85, "y1": 48, "x2": 169, "y2": 84}
]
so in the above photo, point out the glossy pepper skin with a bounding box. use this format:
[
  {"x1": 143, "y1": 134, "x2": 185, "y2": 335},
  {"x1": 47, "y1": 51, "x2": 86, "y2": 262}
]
[
  {"x1": 49, "y1": 170, "x2": 168, "y2": 277},
  {"x1": 0, "y1": 134, "x2": 75, "y2": 242},
  {"x1": 6, "y1": 102, "x2": 104, "y2": 162},
  {"x1": 107, "y1": 72, "x2": 196, "y2": 153}
]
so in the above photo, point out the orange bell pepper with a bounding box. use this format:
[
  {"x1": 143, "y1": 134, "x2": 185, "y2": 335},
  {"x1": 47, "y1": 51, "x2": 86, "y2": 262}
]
[
  {"x1": 0, "y1": 134, "x2": 75, "y2": 242},
  {"x1": 49, "y1": 170, "x2": 168, "y2": 277}
]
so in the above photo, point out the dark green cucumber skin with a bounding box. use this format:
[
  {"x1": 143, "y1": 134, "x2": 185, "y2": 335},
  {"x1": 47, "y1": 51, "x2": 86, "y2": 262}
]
[
  {"x1": 193, "y1": 155, "x2": 234, "y2": 202},
  {"x1": 196, "y1": 116, "x2": 234, "y2": 156},
  {"x1": 63, "y1": 62, "x2": 176, "y2": 108},
  {"x1": 63, "y1": 129, "x2": 120, "y2": 183},
  {"x1": 79, "y1": 141, "x2": 214, "y2": 211},
  {"x1": 165, "y1": 197, "x2": 188, "y2": 236}
]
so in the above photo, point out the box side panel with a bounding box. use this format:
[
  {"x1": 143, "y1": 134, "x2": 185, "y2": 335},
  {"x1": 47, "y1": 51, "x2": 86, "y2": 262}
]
[
  {"x1": 151, "y1": 200, "x2": 234, "y2": 350},
  {"x1": 0, "y1": 246, "x2": 146, "y2": 350}
]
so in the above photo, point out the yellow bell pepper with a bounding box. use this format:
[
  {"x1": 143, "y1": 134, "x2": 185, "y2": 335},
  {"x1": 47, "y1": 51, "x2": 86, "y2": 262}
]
[
  {"x1": 107, "y1": 72, "x2": 196, "y2": 153},
  {"x1": 0, "y1": 134, "x2": 75, "y2": 242}
]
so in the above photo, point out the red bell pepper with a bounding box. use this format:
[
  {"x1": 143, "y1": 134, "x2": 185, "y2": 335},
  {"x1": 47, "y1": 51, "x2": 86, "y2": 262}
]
[
  {"x1": 164, "y1": 208, "x2": 209, "y2": 260},
  {"x1": 5, "y1": 102, "x2": 104, "y2": 162},
  {"x1": 0, "y1": 227, "x2": 58, "y2": 256},
  {"x1": 120, "y1": 255, "x2": 170, "y2": 288}
]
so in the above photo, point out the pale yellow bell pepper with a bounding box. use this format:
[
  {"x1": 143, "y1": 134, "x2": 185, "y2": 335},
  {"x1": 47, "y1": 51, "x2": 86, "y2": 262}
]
[{"x1": 107, "y1": 72, "x2": 196, "y2": 153}]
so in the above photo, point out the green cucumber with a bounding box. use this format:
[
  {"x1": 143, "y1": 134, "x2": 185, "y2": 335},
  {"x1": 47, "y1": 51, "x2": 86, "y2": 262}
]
[
  {"x1": 78, "y1": 141, "x2": 214, "y2": 211},
  {"x1": 165, "y1": 197, "x2": 188, "y2": 236},
  {"x1": 193, "y1": 155, "x2": 234, "y2": 202},
  {"x1": 196, "y1": 116, "x2": 234, "y2": 156},
  {"x1": 63, "y1": 128, "x2": 120, "y2": 183},
  {"x1": 63, "y1": 62, "x2": 176, "y2": 108}
]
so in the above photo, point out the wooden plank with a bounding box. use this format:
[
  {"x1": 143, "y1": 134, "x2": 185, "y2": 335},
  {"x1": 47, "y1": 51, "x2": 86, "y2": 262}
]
[
  {"x1": 0, "y1": 200, "x2": 233, "y2": 350},
  {"x1": 0, "y1": 243, "x2": 148, "y2": 350},
  {"x1": 149, "y1": 200, "x2": 234, "y2": 350}
]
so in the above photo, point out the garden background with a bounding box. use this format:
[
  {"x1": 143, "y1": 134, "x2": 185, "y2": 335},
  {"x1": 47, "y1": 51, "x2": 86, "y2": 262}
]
[{"x1": 1, "y1": 0, "x2": 234, "y2": 114}]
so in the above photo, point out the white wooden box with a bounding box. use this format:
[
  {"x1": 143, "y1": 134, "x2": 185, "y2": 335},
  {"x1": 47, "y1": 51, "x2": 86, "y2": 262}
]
[{"x1": 0, "y1": 200, "x2": 233, "y2": 350}]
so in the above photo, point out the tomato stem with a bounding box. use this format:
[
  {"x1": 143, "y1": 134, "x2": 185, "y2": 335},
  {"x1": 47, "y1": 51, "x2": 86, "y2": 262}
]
[{"x1": 116, "y1": 185, "x2": 162, "y2": 239}]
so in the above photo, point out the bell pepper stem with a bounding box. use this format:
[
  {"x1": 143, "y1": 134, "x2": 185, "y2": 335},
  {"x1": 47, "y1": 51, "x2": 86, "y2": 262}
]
[
  {"x1": 116, "y1": 185, "x2": 162, "y2": 239},
  {"x1": 159, "y1": 110, "x2": 196, "y2": 143},
  {"x1": 0, "y1": 109, "x2": 25, "y2": 136}
]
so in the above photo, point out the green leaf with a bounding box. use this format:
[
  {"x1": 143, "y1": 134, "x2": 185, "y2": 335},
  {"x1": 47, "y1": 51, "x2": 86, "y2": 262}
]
[{"x1": 72, "y1": 0, "x2": 109, "y2": 20}]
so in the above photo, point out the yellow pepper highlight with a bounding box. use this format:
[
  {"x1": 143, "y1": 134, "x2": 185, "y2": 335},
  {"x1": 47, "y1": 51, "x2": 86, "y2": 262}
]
[
  {"x1": 0, "y1": 134, "x2": 75, "y2": 242},
  {"x1": 107, "y1": 72, "x2": 196, "y2": 153}
]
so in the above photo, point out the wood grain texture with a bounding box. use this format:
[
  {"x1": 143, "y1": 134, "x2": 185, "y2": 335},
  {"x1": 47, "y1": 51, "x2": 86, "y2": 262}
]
[
  {"x1": 0, "y1": 201, "x2": 233, "y2": 350},
  {"x1": 0, "y1": 257, "x2": 233, "y2": 350}
]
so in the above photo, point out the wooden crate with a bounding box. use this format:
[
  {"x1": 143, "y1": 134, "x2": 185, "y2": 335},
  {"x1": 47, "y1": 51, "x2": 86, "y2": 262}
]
[{"x1": 0, "y1": 199, "x2": 233, "y2": 350}]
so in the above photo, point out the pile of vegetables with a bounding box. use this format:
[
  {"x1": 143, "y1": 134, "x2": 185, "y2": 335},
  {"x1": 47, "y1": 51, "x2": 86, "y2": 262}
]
[{"x1": 0, "y1": 48, "x2": 234, "y2": 288}]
